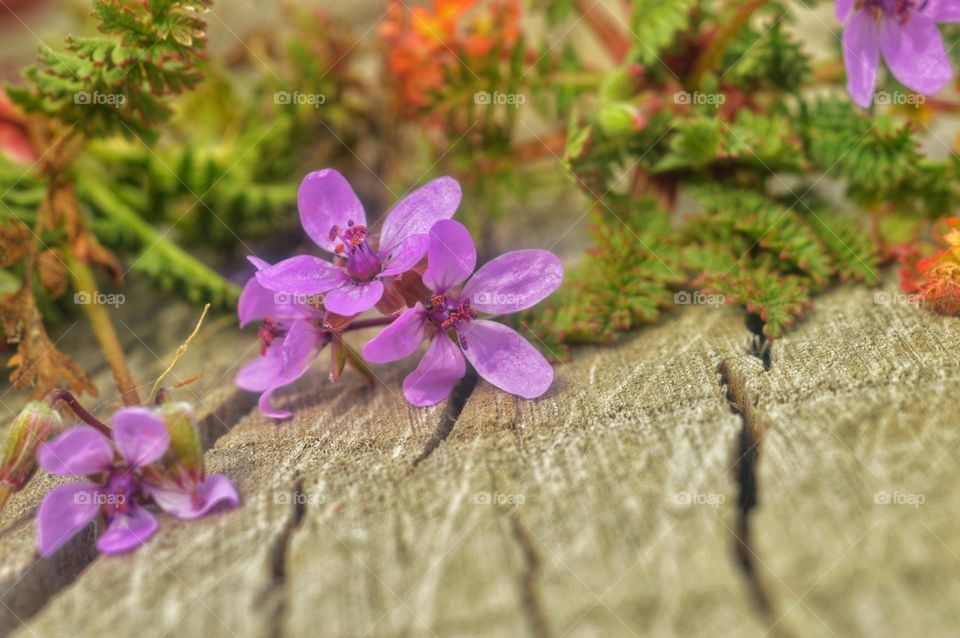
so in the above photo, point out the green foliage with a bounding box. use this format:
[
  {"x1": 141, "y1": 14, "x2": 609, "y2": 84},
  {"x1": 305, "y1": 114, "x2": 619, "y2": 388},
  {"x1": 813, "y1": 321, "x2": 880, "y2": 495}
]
[
  {"x1": 8, "y1": 0, "x2": 211, "y2": 140},
  {"x1": 683, "y1": 187, "x2": 879, "y2": 338},
  {"x1": 627, "y1": 0, "x2": 696, "y2": 68},
  {"x1": 522, "y1": 196, "x2": 684, "y2": 358}
]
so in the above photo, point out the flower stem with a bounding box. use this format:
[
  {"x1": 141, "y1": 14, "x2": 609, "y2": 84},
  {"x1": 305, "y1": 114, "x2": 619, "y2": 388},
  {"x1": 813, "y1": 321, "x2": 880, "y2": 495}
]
[
  {"x1": 688, "y1": 0, "x2": 771, "y2": 90},
  {"x1": 344, "y1": 317, "x2": 396, "y2": 331},
  {"x1": 63, "y1": 249, "x2": 140, "y2": 406},
  {"x1": 574, "y1": 0, "x2": 630, "y2": 63},
  {"x1": 47, "y1": 389, "x2": 111, "y2": 436},
  {"x1": 0, "y1": 482, "x2": 13, "y2": 514}
]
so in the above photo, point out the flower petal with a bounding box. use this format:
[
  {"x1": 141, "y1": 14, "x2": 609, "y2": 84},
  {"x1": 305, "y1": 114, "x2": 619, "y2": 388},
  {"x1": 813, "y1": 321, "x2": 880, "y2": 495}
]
[
  {"x1": 880, "y1": 13, "x2": 952, "y2": 95},
  {"x1": 362, "y1": 307, "x2": 427, "y2": 363},
  {"x1": 298, "y1": 169, "x2": 366, "y2": 253},
  {"x1": 255, "y1": 255, "x2": 346, "y2": 296},
  {"x1": 922, "y1": 0, "x2": 960, "y2": 22},
  {"x1": 112, "y1": 407, "x2": 170, "y2": 467},
  {"x1": 146, "y1": 474, "x2": 240, "y2": 520},
  {"x1": 843, "y1": 9, "x2": 881, "y2": 108},
  {"x1": 460, "y1": 320, "x2": 554, "y2": 399},
  {"x1": 403, "y1": 334, "x2": 466, "y2": 407},
  {"x1": 37, "y1": 482, "x2": 101, "y2": 557},
  {"x1": 247, "y1": 255, "x2": 270, "y2": 270},
  {"x1": 236, "y1": 343, "x2": 285, "y2": 392},
  {"x1": 462, "y1": 250, "x2": 563, "y2": 315},
  {"x1": 323, "y1": 280, "x2": 385, "y2": 316},
  {"x1": 252, "y1": 333, "x2": 324, "y2": 419},
  {"x1": 280, "y1": 319, "x2": 323, "y2": 378},
  {"x1": 238, "y1": 275, "x2": 277, "y2": 328},
  {"x1": 836, "y1": 0, "x2": 853, "y2": 22},
  {"x1": 422, "y1": 220, "x2": 476, "y2": 292},
  {"x1": 379, "y1": 234, "x2": 428, "y2": 277},
  {"x1": 379, "y1": 176, "x2": 462, "y2": 256},
  {"x1": 38, "y1": 427, "x2": 113, "y2": 476},
  {"x1": 258, "y1": 383, "x2": 295, "y2": 420},
  {"x1": 96, "y1": 506, "x2": 158, "y2": 555}
]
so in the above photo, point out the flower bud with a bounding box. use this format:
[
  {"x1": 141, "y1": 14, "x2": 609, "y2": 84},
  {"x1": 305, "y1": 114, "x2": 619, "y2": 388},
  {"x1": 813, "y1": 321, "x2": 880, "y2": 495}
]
[
  {"x1": 156, "y1": 402, "x2": 204, "y2": 480},
  {"x1": 598, "y1": 102, "x2": 644, "y2": 136},
  {"x1": 0, "y1": 402, "x2": 61, "y2": 509}
]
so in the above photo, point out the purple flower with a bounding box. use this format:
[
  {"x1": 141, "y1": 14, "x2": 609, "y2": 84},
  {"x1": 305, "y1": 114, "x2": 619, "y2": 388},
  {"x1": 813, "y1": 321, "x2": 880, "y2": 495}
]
[
  {"x1": 236, "y1": 257, "x2": 329, "y2": 419},
  {"x1": 36, "y1": 408, "x2": 238, "y2": 557},
  {"x1": 362, "y1": 220, "x2": 563, "y2": 406},
  {"x1": 839, "y1": 0, "x2": 960, "y2": 108},
  {"x1": 254, "y1": 169, "x2": 462, "y2": 317}
]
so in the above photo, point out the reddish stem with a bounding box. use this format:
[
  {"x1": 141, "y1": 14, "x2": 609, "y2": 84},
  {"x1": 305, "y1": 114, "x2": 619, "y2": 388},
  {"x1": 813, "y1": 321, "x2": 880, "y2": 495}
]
[
  {"x1": 344, "y1": 317, "x2": 397, "y2": 331},
  {"x1": 47, "y1": 389, "x2": 111, "y2": 437},
  {"x1": 574, "y1": 0, "x2": 629, "y2": 63}
]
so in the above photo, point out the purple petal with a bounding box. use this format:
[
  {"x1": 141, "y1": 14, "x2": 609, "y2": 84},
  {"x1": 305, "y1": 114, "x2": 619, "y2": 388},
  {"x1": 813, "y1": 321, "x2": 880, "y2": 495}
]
[
  {"x1": 460, "y1": 320, "x2": 554, "y2": 399},
  {"x1": 247, "y1": 255, "x2": 270, "y2": 270},
  {"x1": 323, "y1": 280, "x2": 385, "y2": 316},
  {"x1": 843, "y1": 10, "x2": 881, "y2": 108},
  {"x1": 280, "y1": 319, "x2": 323, "y2": 378},
  {"x1": 238, "y1": 275, "x2": 277, "y2": 328},
  {"x1": 362, "y1": 307, "x2": 427, "y2": 363},
  {"x1": 836, "y1": 0, "x2": 853, "y2": 22},
  {"x1": 112, "y1": 407, "x2": 170, "y2": 467},
  {"x1": 880, "y1": 13, "x2": 952, "y2": 95},
  {"x1": 236, "y1": 343, "x2": 285, "y2": 392},
  {"x1": 256, "y1": 256, "x2": 346, "y2": 296},
  {"x1": 38, "y1": 427, "x2": 113, "y2": 476},
  {"x1": 96, "y1": 506, "x2": 158, "y2": 555},
  {"x1": 258, "y1": 383, "x2": 295, "y2": 420},
  {"x1": 422, "y1": 220, "x2": 476, "y2": 292},
  {"x1": 402, "y1": 334, "x2": 466, "y2": 407},
  {"x1": 37, "y1": 482, "x2": 101, "y2": 557},
  {"x1": 146, "y1": 474, "x2": 240, "y2": 520},
  {"x1": 462, "y1": 250, "x2": 563, "y2": 315},
  {"x1": 250, "y1": 332, "x2": 323, "y2": 419},
  {"x1": 298, "y1": 169, "x2": 366, "y2": 253},
  {"x1": 922, "y1": 0, "x2": 960, "y2": 22},
  {"x1": 379, "y1": 235, "x2": 428, "y2": 277},
  {"x1": 379, "y1": 176, "x2": 462, "y2": 256}
]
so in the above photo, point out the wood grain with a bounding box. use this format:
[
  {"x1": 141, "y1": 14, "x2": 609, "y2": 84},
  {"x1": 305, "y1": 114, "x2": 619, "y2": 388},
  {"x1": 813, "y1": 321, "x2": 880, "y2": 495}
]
[
  {"x1": 721, "y1": 278, "x2": 960, "y2": 638},
  {"x1": 4, "y1": 303, "x2": 763, "y2": 638}
]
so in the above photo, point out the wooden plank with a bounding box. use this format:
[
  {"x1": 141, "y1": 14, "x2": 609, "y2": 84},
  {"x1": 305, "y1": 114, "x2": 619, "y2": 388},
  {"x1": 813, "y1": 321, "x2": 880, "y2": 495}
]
[
  {"x1": 8, "y1": 304, "x2": 767, "y2": 638},
  {"x1": 0, "y1": 303, "x2": 256, "y2": 636},
  {"x1": 721, "y1": 279, "x2": 960, "y2": 638}
]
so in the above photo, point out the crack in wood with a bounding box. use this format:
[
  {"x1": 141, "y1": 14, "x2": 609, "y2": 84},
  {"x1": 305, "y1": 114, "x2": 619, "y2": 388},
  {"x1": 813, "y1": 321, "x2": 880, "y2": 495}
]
[
  {"x1": 718, "y1": 359, "x2": 795, "y2": 638},
  {"x1": 0, "y1": 389, "x2": 261, "y2": 638},
  {"x1": 413, "y1": 368, "x2": 479, "y2": 466},
  {"x1": 745, "y1": 312, "x2": 772, "y2": 371},
  {"x1": 262, "y1": 476, "x2": 308, "y2": 638},
  {"x1": 507, "y1": 514, "x2": 553, "y2": 638},
  {"x1": 0, "y1": 526, "x2": 98, "y2": 638}
]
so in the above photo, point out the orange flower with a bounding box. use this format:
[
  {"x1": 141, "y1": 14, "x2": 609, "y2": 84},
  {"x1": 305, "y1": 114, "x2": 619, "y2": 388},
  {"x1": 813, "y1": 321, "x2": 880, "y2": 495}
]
[
  {"x1": 381, "y1": 0, "x2": 522, "y2": 114},
  {"x1": 901, "y1": 218, "x2": 960, "y2": 315}
]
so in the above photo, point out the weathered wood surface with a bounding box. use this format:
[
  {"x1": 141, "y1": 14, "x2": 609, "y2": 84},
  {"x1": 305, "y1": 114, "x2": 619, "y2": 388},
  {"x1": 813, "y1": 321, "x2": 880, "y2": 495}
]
[
  {"x1": 1, "y1": 297, "x2": 763, "y2": 638},
  {"x1": 1, "y1": 275, "x2": 960, "y2": 638},
  {"x1": 722, "y1": 282, "x2": 960, "y2": 638}
]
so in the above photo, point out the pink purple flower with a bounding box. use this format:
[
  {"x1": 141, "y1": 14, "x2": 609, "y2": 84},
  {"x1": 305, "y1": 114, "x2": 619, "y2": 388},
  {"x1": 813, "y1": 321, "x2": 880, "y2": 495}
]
[
  {"x1": 839, "y1": 0, "x2": 960, "y2": 107},
  {"x1": 254, "y1": 169, "x2": 462, "y2": 317},
  {"x1": 36, "y1": 407, "x2": 238, "y2": 557},
  {"x1": 236, "y1": 256, "x2": 330, "y2": 419},
  {"x1": 362, "y1": 220, "x2": 563, "y2": 406}
]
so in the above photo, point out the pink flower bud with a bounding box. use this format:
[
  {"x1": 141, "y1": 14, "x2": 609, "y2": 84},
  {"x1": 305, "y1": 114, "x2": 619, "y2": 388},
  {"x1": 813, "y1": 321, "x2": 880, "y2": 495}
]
[{"x1": 0, "y1": 402, "x2": 61, "y2": 510}]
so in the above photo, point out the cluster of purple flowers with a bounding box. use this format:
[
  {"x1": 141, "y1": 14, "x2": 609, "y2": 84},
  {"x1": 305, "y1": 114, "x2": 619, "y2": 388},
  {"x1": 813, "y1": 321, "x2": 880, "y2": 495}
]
[
  {"x1": 237, "y1": 168, "x2": 563, "y2": 416},
  {"x1": 35, "y1": 403, "x2": 238, "y2": 556},
  {"x1": 838, "y1": 0, "x2": 960, "y2": 107}
]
